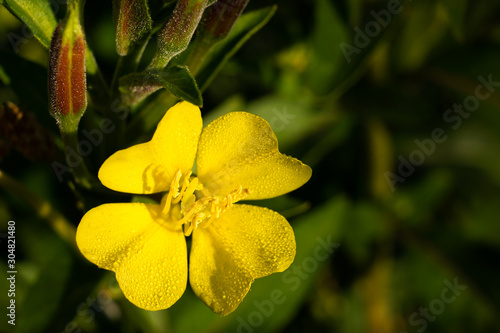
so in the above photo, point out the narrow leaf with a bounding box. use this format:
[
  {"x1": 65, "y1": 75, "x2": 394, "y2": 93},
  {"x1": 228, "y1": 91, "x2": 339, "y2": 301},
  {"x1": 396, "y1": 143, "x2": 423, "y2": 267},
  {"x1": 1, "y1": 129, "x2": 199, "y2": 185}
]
[
  {"x1": 2, "y1": 0, "x2": 57, "y2": 49},
  {"x1": 307, "y1": 0, "x2": 349, "y2": 95},
  {"x1": 196, "y1": 5, "x2": 276, "y2": 91}
]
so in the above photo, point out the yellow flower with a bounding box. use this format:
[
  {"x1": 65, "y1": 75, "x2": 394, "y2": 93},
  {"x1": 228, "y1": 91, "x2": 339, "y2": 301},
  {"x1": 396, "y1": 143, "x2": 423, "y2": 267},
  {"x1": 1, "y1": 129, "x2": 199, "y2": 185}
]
[{"x1": 76, "y1": 102, "x2": 312, "y2": 315}]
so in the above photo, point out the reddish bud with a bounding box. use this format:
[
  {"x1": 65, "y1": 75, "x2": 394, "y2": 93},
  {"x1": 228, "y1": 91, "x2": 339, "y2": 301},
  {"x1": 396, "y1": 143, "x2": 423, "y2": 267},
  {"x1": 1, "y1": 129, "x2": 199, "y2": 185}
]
[
  {"x1": 48, "y1": 9, "x2": 87, "y2": 130},
  {"x1": 202, "y1": 0, "x2": 249, "y2": 40},
  {"x1": 114, "y1": 0, "x2": 152, "y2": 56}
]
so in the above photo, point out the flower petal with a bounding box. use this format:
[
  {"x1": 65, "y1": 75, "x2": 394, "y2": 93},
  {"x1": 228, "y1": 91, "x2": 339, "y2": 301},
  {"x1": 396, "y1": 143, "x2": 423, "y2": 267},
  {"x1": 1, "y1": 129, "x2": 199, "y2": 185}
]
[
  {"x1": 197, "y1": 112, "x2": 312, "y2": 199},
  {"x1": 76, "y1": 203, "x2": 187, "y2": 310},
  {"x1": 99, "y1": 101, "x2": 202, "y2": 194},
  {"x1": 189, "y1": 204, "x2": 295, "y2": 315}
]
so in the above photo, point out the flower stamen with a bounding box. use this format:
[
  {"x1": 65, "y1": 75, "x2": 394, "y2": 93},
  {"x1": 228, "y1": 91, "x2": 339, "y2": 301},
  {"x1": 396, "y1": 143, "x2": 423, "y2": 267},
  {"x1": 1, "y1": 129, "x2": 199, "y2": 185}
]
[
  {"x1": 161, "y1": 169, "x2": 182, "y2": 215},
  {"x1": 181, "y1": 185, "x2": 250, "y2": 235},
  {"x1": 161, "y1": 170, "x2": 250, "y2": 236},
  {"x1": 172, "y1": 171, "x2": 192, "y2": 204}
]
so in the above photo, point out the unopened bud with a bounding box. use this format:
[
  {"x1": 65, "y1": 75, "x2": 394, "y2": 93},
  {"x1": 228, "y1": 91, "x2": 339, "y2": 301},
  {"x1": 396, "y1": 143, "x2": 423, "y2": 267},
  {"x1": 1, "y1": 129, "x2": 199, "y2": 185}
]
[
  {"x1": 149, "y1": 0, "x2": 208, "y2": 69},
  {"x1": 182, "y1": 0, "x2": 250, "y2": 75},
  {"x1": 48, "y1": 3, "x2": 87, "y2": 131},
  {"x1": 201, "y1": 0, "x2": 248, "y2": 41},
  {"x1": 114, "y1": 0, "x2": 152, "y2": 56}
]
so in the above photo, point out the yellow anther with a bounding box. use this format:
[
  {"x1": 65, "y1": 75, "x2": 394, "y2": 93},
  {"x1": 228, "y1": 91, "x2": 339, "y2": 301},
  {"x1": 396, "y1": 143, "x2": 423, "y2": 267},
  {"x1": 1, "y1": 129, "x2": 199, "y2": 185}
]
[
  {"x1": 210, "y1": 198, "x2": 218, "y2": 214},
  {"x1": 162, "y1": 170, "x2": 182, "y2": 215},
  {"x1": 225, "y1": 194, "x2": 233, "y2": 210},
  {"x1": 163, "y1": 170, "x2": 250, "y2": 235},
  {"x1": 172, "y1": 171, "x2": 192, "y2": 204},
  {"x1": 180, "y1": 186, "x2": 250, "y2": 234}
]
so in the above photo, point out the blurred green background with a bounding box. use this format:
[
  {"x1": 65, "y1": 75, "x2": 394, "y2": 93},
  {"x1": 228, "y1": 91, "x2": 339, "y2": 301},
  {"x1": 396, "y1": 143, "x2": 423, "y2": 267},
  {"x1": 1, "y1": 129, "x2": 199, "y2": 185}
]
[{"x1": 1, "y1": 0, "x2": 500, "y2": 332}]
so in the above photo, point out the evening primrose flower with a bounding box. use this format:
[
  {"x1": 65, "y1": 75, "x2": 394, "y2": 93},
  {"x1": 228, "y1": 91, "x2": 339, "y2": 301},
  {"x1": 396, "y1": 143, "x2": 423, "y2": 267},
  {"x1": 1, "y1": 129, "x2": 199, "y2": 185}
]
[{"x1": 76, "y1": 102, "x2": 311, "y2": 315}]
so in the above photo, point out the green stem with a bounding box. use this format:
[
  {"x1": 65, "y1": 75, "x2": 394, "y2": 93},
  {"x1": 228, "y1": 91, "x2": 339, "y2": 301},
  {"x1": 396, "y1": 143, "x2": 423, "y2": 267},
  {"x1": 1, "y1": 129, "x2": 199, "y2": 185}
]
[
  {"x1": 61, "y1": 130, "x2": 101, "y2": 190},
  {"x1": 111, "y1": 35, "x2": 150, "y2": 94},
  {"x1": 110, "y1": 56, "x2": 126, "y2": 97},
  {"x1": 0, "y1": 170, "x2": 77, "y2": 249}
]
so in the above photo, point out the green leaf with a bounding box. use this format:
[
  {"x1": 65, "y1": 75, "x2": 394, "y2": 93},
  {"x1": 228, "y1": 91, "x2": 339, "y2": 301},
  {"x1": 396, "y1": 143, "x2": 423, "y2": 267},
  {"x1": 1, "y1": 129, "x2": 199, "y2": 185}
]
[
  {"x1": 196, "y1": 5, "x2": 276, "y2": 91},
  {"x1": 119, "y1": 65, "x2": 202, "y2": 106},
  {"x1": 306, "y1": 0, "x2": 349, "y2": 95},
  {"x1": 439, "y1": 0, "x2": 467, "y2": 40},
  {"x1": 304, "y1": 0, "x2": 388, "y2": 95},
  {"x1": 2, "y1": 0, "x2": 57, "y2": 49}
]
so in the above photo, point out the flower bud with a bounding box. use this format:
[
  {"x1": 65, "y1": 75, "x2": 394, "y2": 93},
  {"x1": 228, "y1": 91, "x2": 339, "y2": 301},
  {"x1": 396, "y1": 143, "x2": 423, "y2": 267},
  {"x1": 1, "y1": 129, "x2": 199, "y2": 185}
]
[
  {"x1": 48, "y1": 2, "x2": 87, "y2": 131},
  {"x1": 114, "y1": 0, "x2": 152, "y2": 56},
  {"x1": 201, "y1": 0, "x2": 248, "y2": 41},
  {"x1": 149, "y1": 0, "x2": 208, "y2": 69},
  {"x1": 182, "y1": 0, "x2": 249, "y2": 75}
]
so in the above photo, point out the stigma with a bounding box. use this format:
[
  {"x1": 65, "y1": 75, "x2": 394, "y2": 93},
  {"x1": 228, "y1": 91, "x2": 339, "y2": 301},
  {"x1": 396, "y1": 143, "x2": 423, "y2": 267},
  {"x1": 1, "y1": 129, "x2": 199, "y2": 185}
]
[{"x1": 161, "y1": 170, "x2": 250, "y2": 236}]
